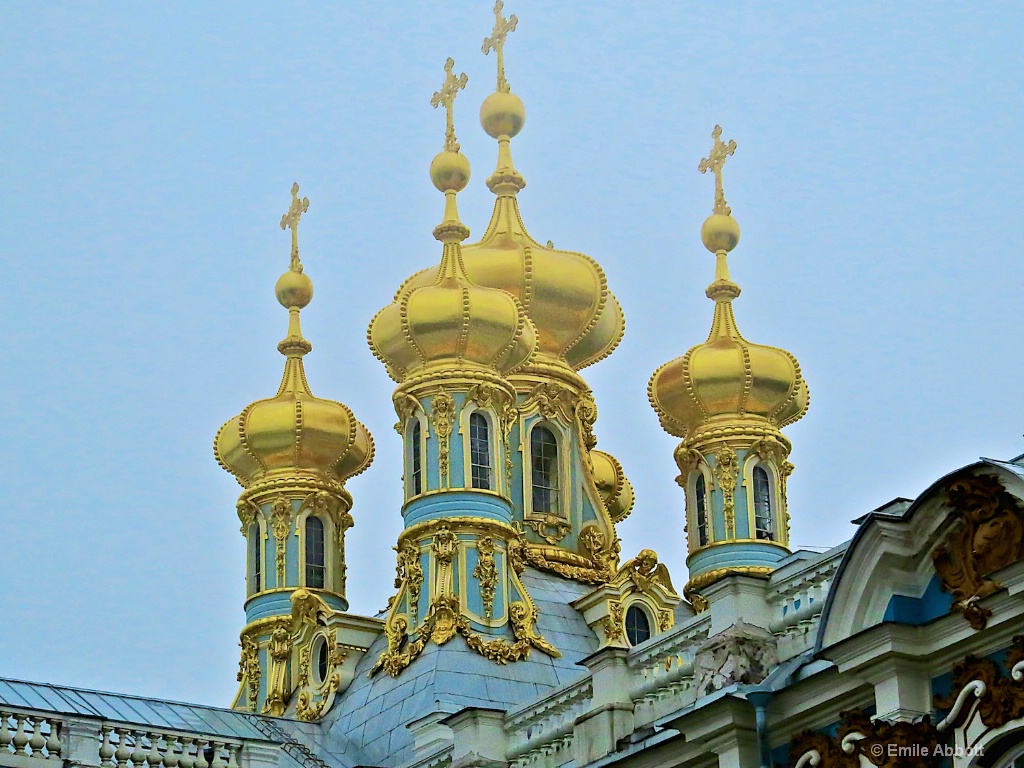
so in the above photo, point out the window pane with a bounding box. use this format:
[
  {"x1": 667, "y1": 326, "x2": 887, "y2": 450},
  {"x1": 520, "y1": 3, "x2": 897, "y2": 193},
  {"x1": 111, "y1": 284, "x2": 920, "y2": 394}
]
[
  {"x1": 250, "y1": 522, "x2": 261, "y2": 593},
  {"x1": 753, "y1": 466, "x2": 774, "y2": 541},
  {"x1": 306, "y1": 516, "x2": 325, "y2": 589},
  {"x1": 625, "y1": 605, "x2": 651, "y2": 646},
  {"x1": 411, "y1": 421, "x2": 422, "y2": 496},
  {"x1": 469, "y1": 412, "x2": 491, "y2": 490},
  {"x1": 531, "y1": 426, "x2": 559, "y2": 514},
  {"x1": 695, "y1": 474, "x2": 709, "y2": 547}
]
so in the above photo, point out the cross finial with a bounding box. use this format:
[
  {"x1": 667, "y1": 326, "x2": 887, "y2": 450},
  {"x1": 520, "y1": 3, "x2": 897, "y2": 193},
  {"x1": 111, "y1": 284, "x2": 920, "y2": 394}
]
[
  {"x1": 482, "y1": 1, "x2": 518, "y2": 93},
  {"x1": 430, "y1": 57, "x2": 468, "y2": 152},
  {"x1": 280, "y1": 182, "x2": 310, "y2": 270},
  {"x1": 698, "y1": 125, "x2": 738, "y2": 216}
]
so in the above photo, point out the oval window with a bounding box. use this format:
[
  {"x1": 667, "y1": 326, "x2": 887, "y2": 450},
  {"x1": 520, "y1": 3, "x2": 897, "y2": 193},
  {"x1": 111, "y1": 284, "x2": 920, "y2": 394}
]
[{"x1": 625, "y1": 604, "x2": 651, "y2": 646}]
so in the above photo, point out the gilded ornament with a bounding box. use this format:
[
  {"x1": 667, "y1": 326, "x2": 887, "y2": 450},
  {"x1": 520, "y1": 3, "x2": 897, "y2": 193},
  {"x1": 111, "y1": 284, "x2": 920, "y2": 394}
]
[
  {"x1": 270, "y1": 497, "x2": 293, "y2": 586},
  {"x1": 236, "y1": 636, "x2": 261, "y2": 712},
  {"x1": 789, "y1": 709, "x2": 941, "y2": 768},
  {"x1": 430, "y1": 58, "x2": 469, "y2": 152},
  {"x1": 473, "y1": 536, "x2": 499, "y2": 620},
  {"x1": 523, "y1": 382, "x2": 577, "y2": 422},
  {"x1": 714, "y1": 447, "x2": 739, "y2": 538},
  {"x1": 501, "y1": 401, "x2": 517, "y2": 492},
  {"x1": 602, "y1": 601, "x2": 625, "y2": 641},
  {"x1": 575, "y1": 395, "x2": 598, "y2": 450},
  {"x1": 934, "y1": 636, "x2": 1024, "y2": 731},
  {"x1": 263, "y1": 625, "x2": 292, "y2": 716},
  {"x1": 620, "y1": 549, "x2": 676, "y2": 598},
  {"x1": 279, "y1": 183, "x2": 309, "y2": 271},
  {"x1": 933, "y1": 474, "x2": 1024, "y2": 629},
  {"x1": 236, "y1": 498, "x2": 259, "y2": 536},
  {"x1": 394, "y1": 541, "x2": 424, "y2": 625},
  {"x1": 393, "y1": 392, "x2": 421, "y2": 435},
  {"x1": 658, "y1": 611, "x2": 673, "y2": 632},
  {"x1": 525, "y1": 515, "x2": 572, "y2": 545},
  {"x1": 430, "y1": 389, "x2": 457, "y2": 487}
]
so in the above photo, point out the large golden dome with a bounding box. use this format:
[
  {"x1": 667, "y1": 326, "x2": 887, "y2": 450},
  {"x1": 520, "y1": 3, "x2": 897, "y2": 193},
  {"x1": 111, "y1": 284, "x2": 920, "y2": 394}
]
[
  {"x1": 393, "y1": 82, "x2": 623, "y2": 376},
  {"x1": 216, "y1": 185, "x2": 374, "y2": 491}
]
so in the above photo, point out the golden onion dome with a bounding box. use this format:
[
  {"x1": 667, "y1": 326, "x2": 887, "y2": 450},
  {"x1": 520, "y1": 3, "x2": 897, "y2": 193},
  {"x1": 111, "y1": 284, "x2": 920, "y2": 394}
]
[
  {"x1": 368, "y1": 59, "x2": 537, "y2": 386},
  {"x1": 590, "y1": 449, "x2": 635, "y2": 524},
  {"x1": 394, "y1": 36, "x2": 623, "y2": 375},
  {"x1": 649, "y1": 127, "x2": 809, "y2": 443},
  {"x1": 215, "y1": 184, "x2": 374, "y2": 490}
]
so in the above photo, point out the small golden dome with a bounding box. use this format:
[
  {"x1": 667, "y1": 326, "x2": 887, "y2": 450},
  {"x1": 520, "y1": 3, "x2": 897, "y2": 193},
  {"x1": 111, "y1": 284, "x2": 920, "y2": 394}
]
[
  {"x1": 216, "y1": 183, "x2": 374, "y2": 491},
  {"x1": 480, "y1": 90, "x2": 525, "y2": 139},
  {"x1": 591, "y1": 449, "x2": 635, "y2": 523},
  {"x1": 369, "y1": 64, "x2": 537, "y2": 385}
]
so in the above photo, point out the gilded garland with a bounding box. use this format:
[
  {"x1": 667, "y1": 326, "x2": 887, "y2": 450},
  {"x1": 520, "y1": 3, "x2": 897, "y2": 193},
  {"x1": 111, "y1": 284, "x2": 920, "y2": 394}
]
[
  {"x1": 714, "y1": 447, "x2": 739, "y2": 538},
  {"x1": 474, "y1": 536, "x2": 499, "y2": 620},
  {"x1": 431, "y1": 389, "x2": 457, "y2": 487}
]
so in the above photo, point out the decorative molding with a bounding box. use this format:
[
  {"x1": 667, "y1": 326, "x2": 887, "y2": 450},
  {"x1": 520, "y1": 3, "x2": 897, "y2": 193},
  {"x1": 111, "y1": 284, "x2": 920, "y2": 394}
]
[
  {"x1": 393, "y1": 392, "x2": 422, "y2": 434},
  {"x1": 575, "y1": 394, "x2": 598, "y2": 450},
  {"x1": 473, "y1": 536, "x2": 499, "y2": 620},
  {"x1": 933, "y1": 474, "x2": 1024, "y2": 629},
  {"x1": 525, "y1": 515, "x2": 572, "y2": 545},
  {"x1": 602, "y1": 600, "x2": 624, "y2": 641},
  {"x1": 395, "y1": 541, "x2": 424, "y2": 627},
  {"x1": 263, "y1": 624, "x2": 292, "y2": 716},
  {"x1": 521, "y1": 382, "x2": 578, "y2": 423},
  {"x1": 431, "y1": 388, "x2": 457, "y2": 487},
  {"x1": 270, "y1": 497, "x2": 293, "y2": 586},
  {"x1": 236, "y1": 635, "x2": 261, "y2": 712},
  {"x1": 714, "y1": 446, "x2": 739, "y2": 537}
]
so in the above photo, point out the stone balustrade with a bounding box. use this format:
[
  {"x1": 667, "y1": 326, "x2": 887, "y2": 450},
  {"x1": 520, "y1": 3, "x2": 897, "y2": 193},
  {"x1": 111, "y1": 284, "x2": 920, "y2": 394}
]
[
  {"x1": 767, "y1": 549, "x2": 844, "y2": 660},
  {"x1": 505, "y1": 679, "x2": 592, "y2": 768},
  {"x1": 0, "y1": 708, "x2": 257, "y2": 768},
  {"x1": 627, "y1": 615, "x2": 711, "y2": 727}
]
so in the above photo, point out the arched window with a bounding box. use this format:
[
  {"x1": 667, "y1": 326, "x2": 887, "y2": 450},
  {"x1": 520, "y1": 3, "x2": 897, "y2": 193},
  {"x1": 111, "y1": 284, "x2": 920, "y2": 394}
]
[
  {"x1": 249, "y1": 522, "x2": 261, "y2": 594},
  {"x1": 410, "y1": 421, "x2": 423, "y2": 496},
  {"x1": 469, "y1": 412, "x2": 491, "y2": 490},
  {"x1": 305, "y1": 516, "x2": 326, "y2": 589},
  {"x1": 995, "y1": 744, "x2": 1024, "y2": 768},
  {"x1": 753, "y1": 466, "x2": 774, "y2": 541},
  {"x1": 531, "y1": 426, "x2": 560, "y2": 514},
  {"x1": 695, "y1": 474, "x2": 709, "y2": 547},
  {"x1": 625, "y1": 605, "x2": 651, "y2": 646},
  {"x1": 316, "y1": 636, "x2": 329, "y2": 685}
]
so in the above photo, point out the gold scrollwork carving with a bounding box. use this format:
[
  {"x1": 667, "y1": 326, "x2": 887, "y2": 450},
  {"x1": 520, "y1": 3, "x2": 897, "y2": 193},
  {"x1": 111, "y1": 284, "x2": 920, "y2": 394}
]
[
  {"x1": 262, "y1": 624, "x2": 292, "y2": 716},
  {"x1": 789, "y1": 709, "x2": 940, "y2": 768},
  {"x1": 522, "y1": 382, "x2": 578, "y2": 423},
  {"x1": 236, "y1": 635, "x2": 261, "y2": 712},
  {"x1": 237, "y1": 498, "x2": 260, "y2": 536},
  {"x1": 431, "y1": 524, "x2": 459, "y2": 599},
  {"x1": 394, "y1": 541, "x2": 424, "y2": 626},
  {"x1": 575, "y1": 395, "x2": 598, "y2": 450},
  {"x1": 603, "y1": 600, "x2": 624, "y2": 641},
  {"x1": 714, "y1": 447, "x2": 739, "y2": 537},
  {"x1": 370, "y1": 593, "x2": 559, "y2": 678},
  {"x1": 474, "y1": 536, "x2": 499, "y2": 620},
  {"x1": 934, "y1": 635, "x2": 1024, "y2": 730},
  {"x1": 270, "y1": 497, "x2": 293, "y2": 586},
  {"x1": 431, "y1": 389, "x2": 457, "y2": 487},
  {"x1": 295, "y1": 630, "x2": 346, "y2": 722},
  {"x1": 933, "y1": 474, "x2": 1024, "y2": 629},
  {"x1": 500, "y1": 402, "x2": 517, "y2": 493},
  {"x1": 393, "y1": 392, "x2": 422, "y2": 434},
  {"x1": 525, "y1": 515, "x2": 572, "y2": 545}
]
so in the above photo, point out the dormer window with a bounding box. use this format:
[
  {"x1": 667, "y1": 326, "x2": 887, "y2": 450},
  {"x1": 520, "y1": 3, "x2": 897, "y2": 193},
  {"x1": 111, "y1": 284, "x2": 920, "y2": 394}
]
[
  {"x1": 469, "y1": 412, "x2": 491, "y2": 490},
  {"x1": 531, "y1": 425, "x2": 560, "y2": 514},
  {"x1": 753, "y1": 466, "x2": 774, "y2": 540},
  {"x1": 625, "y1": 604, "x2": 651, "y2": 646},
  {"x1": 305, "y1": 516, "x2": 326, "y2": 588},
  {"x1": 695, "y1": 474, "x2": 709, "y2": 547}
]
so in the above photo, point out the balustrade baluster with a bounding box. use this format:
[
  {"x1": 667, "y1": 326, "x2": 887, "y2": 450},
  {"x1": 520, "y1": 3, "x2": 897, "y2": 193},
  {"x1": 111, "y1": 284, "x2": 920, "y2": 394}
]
[
  {"x1": 28, "y1": 718, "x2": 46, "y2": 756},
  {"x1": 13, "y1": 715, "x2": 30, "y2": 755},
  {"x1": 145, "y1": 732, "x2": 162, "y2": 768},
  {"x1": 129, "y1": 730, "x2": 148, "y2": 768},
  {"x1": 44, "y1": 719, "x2": 61, "y2": 759},
  {"x1": 192, "y1": 740, "x2": 209, "y2": 768},
  {"x1": 1, "y1": 712, "x2": 12, "y2": 752},
  {"x1": 225, "y1": 744, "x2": 240, "y2": 768},
  {"x1": 209, "y1": 742, "x2": 226, "y2": 768},
  {"x1": 99, "y1": 727, "x2": 116, "y2": 767},
  {"x1": 114, "y1": 728, "x2": 131, "y2": 768},
  {"x1": 162, "y1": 735, "x2": 181, "y2": 768},
  {"x1": 177, "y1": 737, "x2": 196, "y2": 768}
]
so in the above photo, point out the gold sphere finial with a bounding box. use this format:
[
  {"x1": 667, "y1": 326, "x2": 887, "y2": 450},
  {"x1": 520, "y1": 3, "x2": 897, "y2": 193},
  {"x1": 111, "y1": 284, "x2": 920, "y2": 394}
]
[
  {"x1": 480, "y1": 2, "x2": 525, "y2": 139},
  {"x1": 277, "y1": 182, "x2": 313, "y2": 309},
  {"x1": 698, "y1": 126, "x2": 740, "y2": 253}
]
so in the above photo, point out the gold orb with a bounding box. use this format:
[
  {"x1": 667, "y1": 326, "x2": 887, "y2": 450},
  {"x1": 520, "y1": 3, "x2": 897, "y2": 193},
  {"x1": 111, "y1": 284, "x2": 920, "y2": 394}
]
[
  {"x1": 480, "y1": 90, "x2": 525, "y2": 139},
  {"x1": 275, "y1": 269, "x2": 313, "y2": 309},
  {"x1": 701, "y1": 213, "x2": 741, "y2": 253},
  {"x1": 430, "y1": 150, "x2": 471, "y2": 192}
]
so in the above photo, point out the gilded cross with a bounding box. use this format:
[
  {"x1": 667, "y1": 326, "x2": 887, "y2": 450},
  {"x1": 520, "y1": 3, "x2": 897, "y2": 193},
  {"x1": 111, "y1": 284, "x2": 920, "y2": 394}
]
[
  {"x1": 430, "y1": 57, "x2": 468, "y2": 152},
  {"x1": 698, "y1": 125, "x2": 737, "y2": 216},
  {"x1": 482, "y1": 1, "x2": 518, "y2": 93},
  {"x1": 280, "y1": 182, "x2": 310, "y2": 270}
]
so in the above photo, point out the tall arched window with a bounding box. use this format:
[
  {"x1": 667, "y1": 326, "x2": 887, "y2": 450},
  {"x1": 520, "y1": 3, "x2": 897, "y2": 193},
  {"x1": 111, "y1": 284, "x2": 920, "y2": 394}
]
[
  {"x1": 469, "y1": 412, "x2": 491, "y2": 490},
  {"x1": 249, "y1": 522, "x2": 261, "y2": 594},
  {"x1": 695, "y1": 474, "x2": 709, "y2": 547},
  {"x1": 305, "y1": 516, "x2": 326, "y2": 588},
  {"x1": 625, "y1": 605, "x2": 651, "y2": 646},
  {"x1": 531, "y1": 426, "x2": 560, "y2": 514},
  {"x1": 753, "y1": 466, "x2": 774, "y2": 540},
  {"x1": 410, "y1": 421, "x2": 423, "y2": 496}
]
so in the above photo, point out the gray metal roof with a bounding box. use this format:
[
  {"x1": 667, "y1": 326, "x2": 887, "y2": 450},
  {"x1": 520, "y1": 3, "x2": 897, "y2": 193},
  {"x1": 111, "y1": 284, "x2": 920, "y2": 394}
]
[{"x1": 0, "y1": 677, "x2": 277, "y2": 741}]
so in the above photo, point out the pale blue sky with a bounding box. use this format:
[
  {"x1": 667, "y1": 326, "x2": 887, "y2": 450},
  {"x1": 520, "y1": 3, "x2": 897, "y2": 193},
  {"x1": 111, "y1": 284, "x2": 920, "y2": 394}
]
[{"x1": 2, "y1": 2, "x2": 1022, "y2": 706}]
